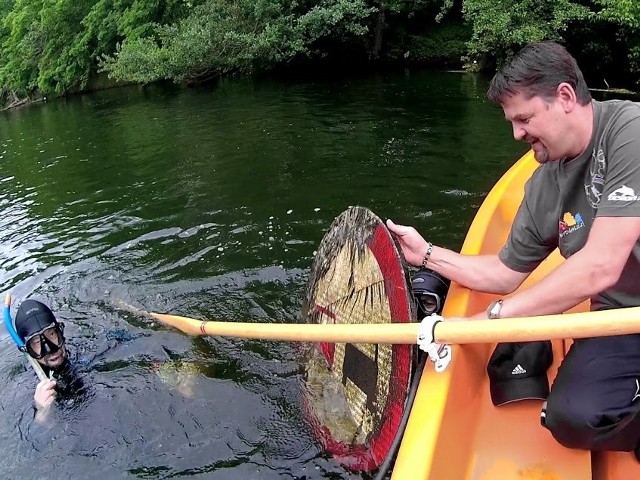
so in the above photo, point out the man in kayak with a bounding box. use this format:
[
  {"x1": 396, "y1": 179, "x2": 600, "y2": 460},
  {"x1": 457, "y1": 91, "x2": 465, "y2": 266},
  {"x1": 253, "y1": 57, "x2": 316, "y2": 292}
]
[
  {"x1": 15, "y1": 299, "x2": 84, "y2": 418},
  {"x1": 388, "y1": 41, "x2": 640, "y2": 459}
]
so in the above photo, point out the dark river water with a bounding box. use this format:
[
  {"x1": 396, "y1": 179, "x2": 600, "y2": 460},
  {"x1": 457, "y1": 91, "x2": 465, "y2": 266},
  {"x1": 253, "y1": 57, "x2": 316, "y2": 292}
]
[{"x1": 0, "y1": 70, "x2": 530, "y2": 479}]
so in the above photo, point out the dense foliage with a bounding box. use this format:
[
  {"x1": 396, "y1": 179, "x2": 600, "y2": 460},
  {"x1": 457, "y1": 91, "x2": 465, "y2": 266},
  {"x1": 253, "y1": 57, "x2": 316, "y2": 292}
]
[
  {"x1": 0, "y1": 0, "x2": 638, "y2": 106},
  {"x1": 462, "y1": 0, "x2": 593, "y2": 68},
  {"x1": 100, "y1": 0, "x2": 376, "y2": 84}
]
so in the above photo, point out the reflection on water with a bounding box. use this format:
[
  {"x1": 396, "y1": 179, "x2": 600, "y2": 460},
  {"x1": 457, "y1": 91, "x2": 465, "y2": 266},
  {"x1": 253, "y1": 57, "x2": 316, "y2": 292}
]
[{"x1": 0, "y1": 71, "x2": 524, "y2": 478}]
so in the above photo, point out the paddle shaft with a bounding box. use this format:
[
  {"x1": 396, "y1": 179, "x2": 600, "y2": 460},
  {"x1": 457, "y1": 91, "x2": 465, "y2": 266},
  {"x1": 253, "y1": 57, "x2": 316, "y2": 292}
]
[
  {"x1": 27, "y1": 356, "x2": 48, "y2": 382},
  {"x1": 150, "y1": 306, "x2": 640, "y2": 344}
]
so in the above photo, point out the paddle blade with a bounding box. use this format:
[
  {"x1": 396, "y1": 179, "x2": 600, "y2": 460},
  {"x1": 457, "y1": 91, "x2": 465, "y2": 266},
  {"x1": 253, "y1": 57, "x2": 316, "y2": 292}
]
[{"x1": 301, "y1": 206, "x2": 415, "y2": 472}]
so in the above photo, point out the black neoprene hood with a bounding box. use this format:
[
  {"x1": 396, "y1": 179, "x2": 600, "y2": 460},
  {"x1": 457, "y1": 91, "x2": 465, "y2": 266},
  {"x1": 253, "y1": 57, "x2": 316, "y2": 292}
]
[{"x1": 14, "y1": 299, "x2": 58, "y2": 341}]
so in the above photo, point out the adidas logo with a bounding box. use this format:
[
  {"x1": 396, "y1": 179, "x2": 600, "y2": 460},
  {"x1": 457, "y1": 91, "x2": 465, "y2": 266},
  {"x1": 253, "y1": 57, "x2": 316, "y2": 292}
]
[{"x1": 511, "y1": 364, "x2": 527, "y2": 375}]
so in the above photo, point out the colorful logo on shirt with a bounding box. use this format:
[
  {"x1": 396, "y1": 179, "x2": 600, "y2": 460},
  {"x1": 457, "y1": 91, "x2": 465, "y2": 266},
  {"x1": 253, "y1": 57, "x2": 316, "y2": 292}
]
[{"x1": 559, "y1": 212, "x2": 585, "y2": 237}]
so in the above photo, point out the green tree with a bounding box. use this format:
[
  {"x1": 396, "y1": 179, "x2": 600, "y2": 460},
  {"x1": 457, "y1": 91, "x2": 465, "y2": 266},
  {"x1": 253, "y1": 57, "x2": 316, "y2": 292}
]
[
  {"x1": 595, "y1": 0, "x2": 640, "y2": 77},
  {"x1": 100, "y1": 0, "x2": 376, "y2": 84},
  {"x1": 0, "y1": 0, "x2": 191, "y2": 101},
  {"x1": 36, "y1": 0, "x2": 97, "y2": 94},
  {"x1": 462, "y1": 0, "x2": 592, "y2": 68},
  {"x1": 1, "y1": 0, "x2": 639, "y2": 102},
  {"x1": 0, "y1": 0, "x2": 47, "y2": 95}
]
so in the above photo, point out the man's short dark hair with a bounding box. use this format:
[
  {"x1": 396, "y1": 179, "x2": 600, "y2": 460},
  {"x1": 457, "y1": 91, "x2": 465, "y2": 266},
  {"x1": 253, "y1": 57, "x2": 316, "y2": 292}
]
[{"x1": 487, "y1": 41, "x2": 592, "y2": 105}]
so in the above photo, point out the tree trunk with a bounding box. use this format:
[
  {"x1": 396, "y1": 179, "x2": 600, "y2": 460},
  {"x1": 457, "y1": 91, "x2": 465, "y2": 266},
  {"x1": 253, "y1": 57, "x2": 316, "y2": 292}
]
[{"x1": 373, "y1": 3, "x2": 386, "y2": 60}]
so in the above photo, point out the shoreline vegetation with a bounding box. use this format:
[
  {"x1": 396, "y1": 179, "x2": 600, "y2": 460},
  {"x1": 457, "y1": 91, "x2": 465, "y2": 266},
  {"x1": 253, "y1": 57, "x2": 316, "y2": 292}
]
[{"x1": 1, "y1": 0, "x2": 639, "y2": 112}]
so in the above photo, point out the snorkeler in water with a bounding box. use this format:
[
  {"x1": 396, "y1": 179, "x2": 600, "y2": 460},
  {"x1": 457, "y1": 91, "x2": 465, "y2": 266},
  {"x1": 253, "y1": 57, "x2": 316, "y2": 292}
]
[
  {"x1": 14, "y1": 299, "x2": 84, "y2": 413},
  {"x1": 411, "y1": 267, "x2": 450, "y2": 318}
]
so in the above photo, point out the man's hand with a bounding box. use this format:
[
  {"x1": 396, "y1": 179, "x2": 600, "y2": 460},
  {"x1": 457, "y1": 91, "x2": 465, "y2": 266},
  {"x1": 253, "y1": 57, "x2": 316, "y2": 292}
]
[
  {"x1": 34, "y1": 379, "x2": 57, "y2": 410},
  {"x1": 386, "y1": 219, "x2": 429, "y2": 266}
]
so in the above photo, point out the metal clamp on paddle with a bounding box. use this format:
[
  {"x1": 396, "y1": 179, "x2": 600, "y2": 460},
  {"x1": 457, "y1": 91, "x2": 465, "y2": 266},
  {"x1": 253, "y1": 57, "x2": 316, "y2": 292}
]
[{"x1": 417, "y1": 314, "x2": 452, "y2": 373}]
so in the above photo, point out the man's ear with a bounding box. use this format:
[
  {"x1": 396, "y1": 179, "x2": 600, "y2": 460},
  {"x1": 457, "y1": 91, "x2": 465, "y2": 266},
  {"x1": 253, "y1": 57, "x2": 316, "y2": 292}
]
[{"x1": 556, "y1": 82, "x2": 578, "y2": 113}]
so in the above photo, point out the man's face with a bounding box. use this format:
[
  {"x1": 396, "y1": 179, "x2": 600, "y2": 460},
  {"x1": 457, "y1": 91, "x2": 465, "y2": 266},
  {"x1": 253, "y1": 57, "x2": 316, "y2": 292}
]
[
  {"x1": 39, "y1": 344, "x2": 67, "y2": 369},
  {"x1": 418, "y1": 293, "x2": 439, "y2": 315},
  {"x1": 26, "y1": 325, "x2": 67, "y2": 368},
  {"x1": 501, "y1": 91, "x2": 567, "y2": 164}
]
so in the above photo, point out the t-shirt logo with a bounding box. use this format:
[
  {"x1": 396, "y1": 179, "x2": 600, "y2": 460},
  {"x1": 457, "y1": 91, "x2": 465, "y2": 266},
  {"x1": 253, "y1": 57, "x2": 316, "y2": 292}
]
[
  {"x1": 559, "y1": 212, "x2": 585, "y2": 237},
  {"x1": 607, "y1": 185, "x2": 638, "y2": 201},
  {"x1": 584, "y1": 149, "x2": 607, "y2": 208}
]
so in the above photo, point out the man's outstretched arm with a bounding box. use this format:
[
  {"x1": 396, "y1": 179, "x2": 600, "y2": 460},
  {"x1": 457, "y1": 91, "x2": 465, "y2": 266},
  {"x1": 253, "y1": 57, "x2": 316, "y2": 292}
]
[{"x1": 387, "y1": 219, "x2": 529, "y2": 295}]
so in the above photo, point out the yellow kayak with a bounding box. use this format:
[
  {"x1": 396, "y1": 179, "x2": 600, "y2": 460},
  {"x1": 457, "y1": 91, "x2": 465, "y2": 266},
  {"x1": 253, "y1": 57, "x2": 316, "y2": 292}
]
[{"x1": 392, "y1": 150, "x2": 640, "y2": 479}]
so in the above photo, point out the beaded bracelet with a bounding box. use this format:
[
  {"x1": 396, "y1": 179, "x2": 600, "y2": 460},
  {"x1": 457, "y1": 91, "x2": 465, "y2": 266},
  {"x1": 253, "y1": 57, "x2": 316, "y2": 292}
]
[{"x1": 422, "y1": 242, "x2": 433, "y2": 268}]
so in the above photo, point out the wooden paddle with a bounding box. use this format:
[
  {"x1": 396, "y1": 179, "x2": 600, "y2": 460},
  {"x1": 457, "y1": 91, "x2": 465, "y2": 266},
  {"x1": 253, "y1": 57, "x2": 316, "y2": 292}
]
[{"x1": 146, "y1": 306, "x2": 640, "y2": 344}]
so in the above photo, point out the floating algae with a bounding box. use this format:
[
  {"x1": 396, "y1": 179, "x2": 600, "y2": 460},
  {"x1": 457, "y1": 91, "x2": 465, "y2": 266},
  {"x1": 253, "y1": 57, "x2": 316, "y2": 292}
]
[{"x1": 152, "y1": 360, "x2": 203, "y2": 398}]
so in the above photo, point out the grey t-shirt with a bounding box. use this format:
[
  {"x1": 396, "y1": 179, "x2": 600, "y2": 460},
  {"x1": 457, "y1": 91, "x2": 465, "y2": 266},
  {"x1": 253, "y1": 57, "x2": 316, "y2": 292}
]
[{"x1": 499, "y1": 100, "x2": 640, "y2": 311}]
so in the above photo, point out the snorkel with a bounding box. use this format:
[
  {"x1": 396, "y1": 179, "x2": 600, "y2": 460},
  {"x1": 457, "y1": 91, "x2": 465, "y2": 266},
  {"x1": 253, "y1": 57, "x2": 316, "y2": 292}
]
[{"x1": 3, "y1": 294, "x2": 48, "y2": 381}]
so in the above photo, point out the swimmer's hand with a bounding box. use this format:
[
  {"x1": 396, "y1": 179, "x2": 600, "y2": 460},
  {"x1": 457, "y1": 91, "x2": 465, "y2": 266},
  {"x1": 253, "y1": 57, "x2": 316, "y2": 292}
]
[{"x1": 34, "y1": 378, "x2": 57, "y2": 410}]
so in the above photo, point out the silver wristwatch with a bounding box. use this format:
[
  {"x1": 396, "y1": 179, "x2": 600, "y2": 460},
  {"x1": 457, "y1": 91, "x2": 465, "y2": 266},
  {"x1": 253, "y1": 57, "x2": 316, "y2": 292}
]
[{"x1": 487, "y1": 299, "x2": 504, "y2": 319}]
